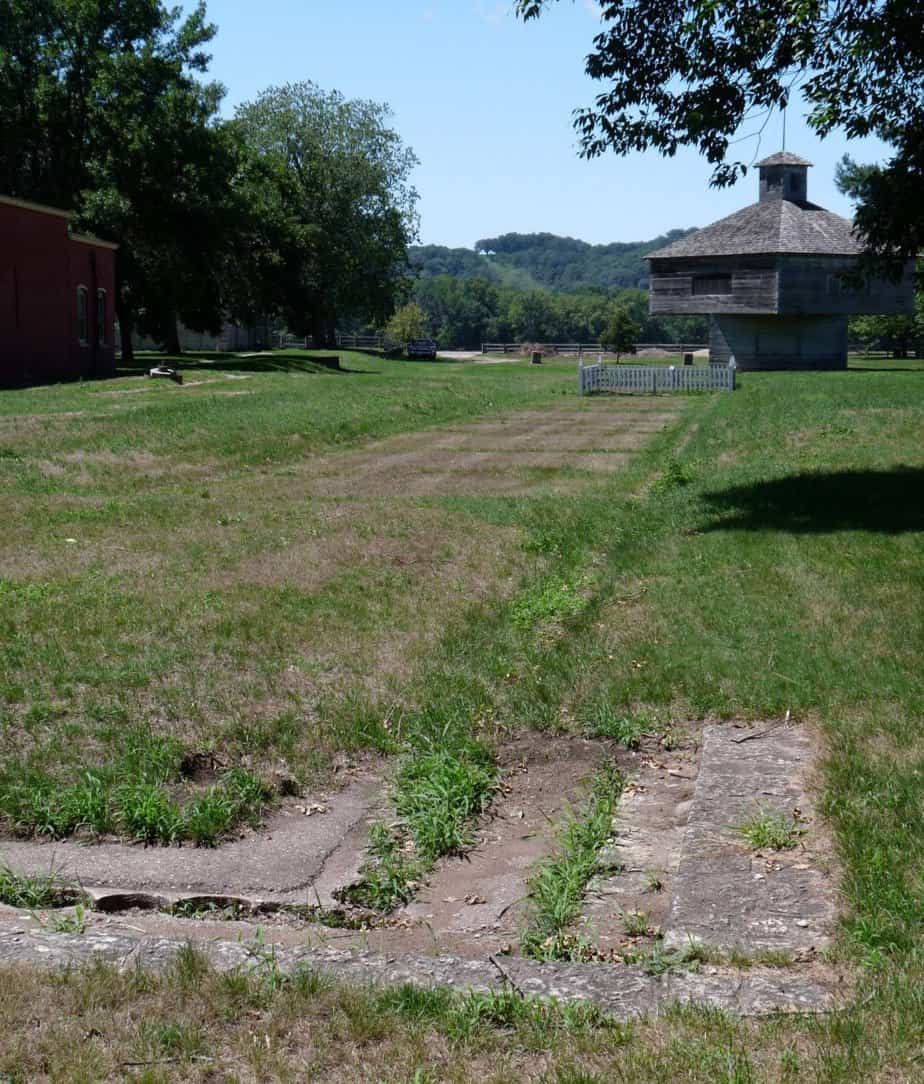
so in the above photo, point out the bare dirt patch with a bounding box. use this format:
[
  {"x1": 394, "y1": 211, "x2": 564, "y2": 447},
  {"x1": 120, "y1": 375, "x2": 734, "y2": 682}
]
[
  {"x1": 378, "y1": 734, "x2": 618, "y2": 959},
  {"x1": 580, "y1": 736, "x2": 700, "y2": 955}
]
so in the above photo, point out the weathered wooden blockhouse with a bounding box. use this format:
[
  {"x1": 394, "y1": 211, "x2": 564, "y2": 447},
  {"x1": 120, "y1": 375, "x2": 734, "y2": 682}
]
[{"x1": 647, "y1": 152, "x2": 914, "y2": 370}]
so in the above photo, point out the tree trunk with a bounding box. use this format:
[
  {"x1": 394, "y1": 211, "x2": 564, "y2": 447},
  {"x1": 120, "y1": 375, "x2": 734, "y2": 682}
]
[
  {"x1": 116, "y1": 293, "x2": 135, "y2": 366},
  {"x1": 165, "y1": 313, "x2": 182, "y2": 356},
  {"x1": 311, "y1": 314, "x2": 337, "y2": 350}
]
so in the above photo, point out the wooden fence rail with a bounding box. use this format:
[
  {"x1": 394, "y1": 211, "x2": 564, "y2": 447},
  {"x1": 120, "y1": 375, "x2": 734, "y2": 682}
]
[
  {"x1": 481, "y1": 341, "x2": 708, "y2": 356},
  {"x1": 337, "y1": 333, "x2": 384, "y2": 348},
  {"x1": 579, "y1": 362, "x2": 735, "y2": 395}
]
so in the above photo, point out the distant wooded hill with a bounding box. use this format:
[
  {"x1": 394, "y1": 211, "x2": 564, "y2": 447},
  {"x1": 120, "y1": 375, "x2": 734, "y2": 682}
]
[{"x1": 409, "y1": 229, "x2": 697, "y2": 293}]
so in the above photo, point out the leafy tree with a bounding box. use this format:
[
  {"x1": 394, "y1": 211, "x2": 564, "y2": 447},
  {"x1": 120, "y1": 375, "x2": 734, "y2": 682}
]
[
  {"x1": 234, "y1": 82, "x2": 419, "y2": 347},
  {"x1": 386, "y1": 302, "x2": 428, "y2": 345},
  {"x1": 0, "y1": 0, "x2": 238, "y2": 358},
  {"x1": 515, "y1": 0, "x2": 924, "y2": 267},
  {"x1": 602, "y1": 307, "x2": 639, "y2": 361}
]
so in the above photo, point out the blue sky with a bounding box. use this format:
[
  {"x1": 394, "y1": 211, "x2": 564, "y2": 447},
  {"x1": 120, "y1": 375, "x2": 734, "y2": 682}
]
[{"x1": 200, "y1": 1, "x2": 891, "y2": 249}]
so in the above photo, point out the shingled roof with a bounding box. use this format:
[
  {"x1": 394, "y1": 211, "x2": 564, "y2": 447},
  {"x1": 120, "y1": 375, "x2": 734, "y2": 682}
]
[
  {"x1": 755, "y1": 151, "x2": 813, "y2": 167},
  {"x1": 647, "y1": 198, "x2": 862, "y2": 259}
]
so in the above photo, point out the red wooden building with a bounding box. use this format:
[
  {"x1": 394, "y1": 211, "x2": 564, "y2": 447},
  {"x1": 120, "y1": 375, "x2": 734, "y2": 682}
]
[{"x1": 0, "y1": 195, "x2": 118, "y2": 387}]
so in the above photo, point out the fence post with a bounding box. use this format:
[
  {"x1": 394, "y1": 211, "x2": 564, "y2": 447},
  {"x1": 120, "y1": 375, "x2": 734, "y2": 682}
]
[{"x1": 651, "y1": 367, "x2": 657, "y2": 395}]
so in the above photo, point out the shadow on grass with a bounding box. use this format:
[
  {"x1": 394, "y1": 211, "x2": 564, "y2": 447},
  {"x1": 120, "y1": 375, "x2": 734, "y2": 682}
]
[
  {"x1": 117, "y1": 351, "x2": 379, "y2": 376},
  {"x1": 700, "y1": 467, "x2": 924, "y2": 534},
  {"x1": 849, "y1": 367, "x2": 924, "y2": 374}
]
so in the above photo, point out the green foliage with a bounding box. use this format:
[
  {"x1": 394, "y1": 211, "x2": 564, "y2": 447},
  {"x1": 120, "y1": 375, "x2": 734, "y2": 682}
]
[
  {"x1": 0, "y1": 0, "x2": 240, "y2": 349},
  {"x1": 341, "y1": 822, "x2": 423, "y2": 911},
  {"x1": 233, "y1": 81, "x2": 419, "y2": 346},
  {"x1": 0, "y1": 729, "x2": 273, "y2": 846},
  {"x1": 734, "y1": 808, "x2": 805, "y2": 851},
  {"x1": 650, "y1": 458, "x2": 695, "y2": 493},
  {"x1": 601, "y1": 306, "x2": 640, "y2": 361},
  {"x1": 413, "y1": 230, "x2": 697, "y2": 294},
  {"x1": 622, "y1": 909, "x2": 650, "y2": 937},
  {"x1": 114, "y1": 782, "x2": 183, "y2": 844},
  {"x1": 49, "y1": 904, "x2": 87, "y2": 934},
  {"x1": 346, "y1": 742, "x2": 497, "y2": 912},
  {"x1": 587, "y1": 703, "x2": 648, "y2": 749},
  {"x1": 514, "y1": 0, "x2": 924, "y2": 264},
  {"x1": 521, "y1": 763, "x2": 625, "y2": 959},
  {"x1": 180, "y1": 770, "x2": 271, "y2": 845},
  {"x1": 511, "y1": 577, "x2": 587, "y2": 629},
  {"x1": 392, "y1": 746, "x2": 497, "y2": 860},
  {"x1": 386, "y1": 302, "x2": 429, "y2": 346},
  {"x1": 408, "y1": 259, "x2": 707, "y2": 348},
  {"x1": 0, "y1": 865, "x2": 83, "y2": 909}
]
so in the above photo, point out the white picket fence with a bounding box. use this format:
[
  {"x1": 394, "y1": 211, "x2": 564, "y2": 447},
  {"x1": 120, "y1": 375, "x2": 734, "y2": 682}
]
[{"x1": 579, "y1": 361, "x2": 735, "y2": 395}]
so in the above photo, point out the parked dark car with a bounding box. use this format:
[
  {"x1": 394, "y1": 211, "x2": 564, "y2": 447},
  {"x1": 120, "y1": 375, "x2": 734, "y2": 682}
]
[{"x1": 406, "y1": 339, "x2": 438, "y2": 359}]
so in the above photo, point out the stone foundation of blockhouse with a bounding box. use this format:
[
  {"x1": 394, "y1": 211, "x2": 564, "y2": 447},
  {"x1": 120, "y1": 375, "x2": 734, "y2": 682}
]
[{"x1": 709, "y1": 314, "x2": 848, "y2": 371}]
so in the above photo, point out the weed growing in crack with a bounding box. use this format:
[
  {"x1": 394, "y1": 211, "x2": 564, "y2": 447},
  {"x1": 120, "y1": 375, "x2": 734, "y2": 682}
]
[
  {"x1": 520, "y1": 761, "x2": 625, "y2": 960},
  {"x1": 734, "y1": 807, "x2": 805, "y2": 851},
  {"x1": 622, "y1": 941, "x2": 705, "y2": 976},
  {"x1": 49, "y1": 904, "x2": 87, "y2": 934},
  {"x1": 339, "y1": 822, "x2": 424, "y2": 911},
  {"x1": 644, "y1": 870, "x2": 664, "y2": 893},
  {"x1": 622, "y1": 909, "x2": 651, "y2": 937},
  {"x1": 392, "y1": 745, "x2": 497, "y2": 859}
]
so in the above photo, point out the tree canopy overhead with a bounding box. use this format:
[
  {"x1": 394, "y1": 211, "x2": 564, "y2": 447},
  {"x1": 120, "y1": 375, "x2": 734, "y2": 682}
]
[{"x1": 515, "y1": 0, "x2": 924, "y2": 266}]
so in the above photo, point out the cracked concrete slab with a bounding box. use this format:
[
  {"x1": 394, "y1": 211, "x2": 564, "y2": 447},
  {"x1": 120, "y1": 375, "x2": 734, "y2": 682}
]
[
  {"x1": 663, "y1": 724, "x2": 837, "y2": 954},
  {"x1": 0, "y1": 775, "x2": 382, "y2": 906},
  {"x1": 0, "y1": 918, "x2": 837, "y2": 1020}
]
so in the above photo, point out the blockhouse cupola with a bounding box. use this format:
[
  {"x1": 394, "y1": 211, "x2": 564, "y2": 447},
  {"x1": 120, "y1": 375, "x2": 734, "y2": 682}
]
[
  {"x1": 757, "y1": 151, "x2": 811, "y2": 203},
  {"x1": 646, "y1": 151, "x2": 915, "y2": 370}
]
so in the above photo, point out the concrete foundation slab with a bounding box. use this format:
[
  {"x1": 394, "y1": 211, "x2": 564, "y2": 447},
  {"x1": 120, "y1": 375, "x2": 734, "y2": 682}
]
[{"x1": 663, "y1": 725, "x2": 837, "y2": 954}]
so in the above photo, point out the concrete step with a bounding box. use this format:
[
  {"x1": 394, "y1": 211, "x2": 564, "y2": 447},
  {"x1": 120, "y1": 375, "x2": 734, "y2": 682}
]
[{"x1": 662, "y1": 724, "x2": 837, "y2": 955}]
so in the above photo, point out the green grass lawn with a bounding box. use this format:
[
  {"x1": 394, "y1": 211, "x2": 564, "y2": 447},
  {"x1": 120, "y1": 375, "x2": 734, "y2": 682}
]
[{"x1": 1, "y1": 351, "x2": 923, "y2": 1078}]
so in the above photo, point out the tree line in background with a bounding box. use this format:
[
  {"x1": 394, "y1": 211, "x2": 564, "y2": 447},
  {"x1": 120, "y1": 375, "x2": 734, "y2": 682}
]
[
  {"x1": 0, "y1": 0, "x2": 418, "y2": 356},
  {"x1": 410, "y1": 230, "x2": 697, "y2": 293},
  {"x1": 391, "y1": 234, "x2": 922, "y2": 353},
  {"x1": 384, "y1": 278, "x2": 707, "y2": 350}
]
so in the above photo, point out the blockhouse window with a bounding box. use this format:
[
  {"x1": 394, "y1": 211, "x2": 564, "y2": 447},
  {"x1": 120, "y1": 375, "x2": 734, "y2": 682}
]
[
  {"x1": 76, "y1": 287, "x2": 89, "y2": 345},
  {"x1": 692, "y1": 275, "x2": 732, "y2": 296},
  {"x1": 96, "y1": 290, "x2": 106, "y2": 346}
]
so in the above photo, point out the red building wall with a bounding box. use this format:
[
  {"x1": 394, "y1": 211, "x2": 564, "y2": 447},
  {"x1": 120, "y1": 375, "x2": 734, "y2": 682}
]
[{"x1": 0, "y1": 196, "x2": 117, "y2": 387}]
